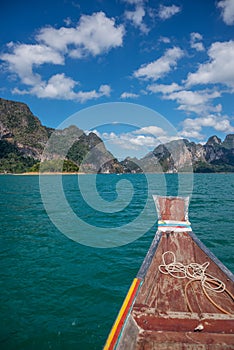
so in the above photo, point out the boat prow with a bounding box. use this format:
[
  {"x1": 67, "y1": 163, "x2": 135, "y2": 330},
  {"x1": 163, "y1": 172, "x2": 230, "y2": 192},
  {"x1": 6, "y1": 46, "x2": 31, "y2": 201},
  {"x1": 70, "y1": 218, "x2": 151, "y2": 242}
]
[{"x1": 104, "y1": 196, "x2": 234, "y2": 350}]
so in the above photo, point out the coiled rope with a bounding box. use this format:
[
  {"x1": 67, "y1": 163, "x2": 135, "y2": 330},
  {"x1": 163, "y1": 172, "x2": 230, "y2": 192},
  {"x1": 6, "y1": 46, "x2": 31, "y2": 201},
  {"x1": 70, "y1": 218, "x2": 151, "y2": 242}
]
[{"x1": 159, "y1": 251, "x2": 233, "y2": 315}]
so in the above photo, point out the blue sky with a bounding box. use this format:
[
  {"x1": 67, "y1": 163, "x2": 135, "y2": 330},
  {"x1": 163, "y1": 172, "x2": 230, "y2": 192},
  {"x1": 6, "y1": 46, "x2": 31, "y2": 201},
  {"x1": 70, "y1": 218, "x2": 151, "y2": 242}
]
[{"x1": 1, "y1": 0, "x2": 234, "y2": 158}]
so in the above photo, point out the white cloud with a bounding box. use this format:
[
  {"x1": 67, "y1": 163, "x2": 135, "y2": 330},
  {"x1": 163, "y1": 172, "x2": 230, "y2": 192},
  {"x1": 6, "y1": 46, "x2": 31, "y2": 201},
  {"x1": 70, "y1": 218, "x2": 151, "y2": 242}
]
[
  {"x1": 177, "y1": 102, "x2": 222, "y2": 115},
  {"x1": 31, "y1": 73, "x2": 77, "y2": 99},
  {"x1": 190, "y1": 32, "x2": 205, "y2": 52},
  {"x1": 13, "y1": 73, "x2": 111, "y2": 102},
  {"x1": 120, "y1": 92, "x2": 139, "y2": 99},
  {"x1": 101, "y1": 131, "x2": 159, "y2": 150},
  {"x1": 191, "y1": 32, "x2": 203, "y2": 41},
  {"x1": 64, "y1": 17, "x2": 72, "y2": 26},
  {"x1": 133, "y1": 46, "x2": 183, "y2": 81},
  {"x1": 122, "y1": 0, "x2": 146, "y2": 4},
  {"x1": 96, "y1": 125, "x2": 174, "y2": 151},
  {"x1": 75, "y1": 85, "x2": 111, "y2": 103},
  {"x1": 0, "y1": 12, "x2": 119, "y2": 102},
  {"x1": 37, "y1": 12, "x2": 125, "y2": 57},
  {"x1": 148, "y1": 81, "x2": 222, "y2": 115},
  {"x1": 164, "y1": 89, "x2": 221, "y2": 114},
  {"x1": 92, "y1": 127, "x2": 182, "y2": 158},
  {"x1": 0, "y1": 43, "x2": 64, "y2": 85},
  {"x1": 186, "y1": 40, "x2": 234, "y2": 88},
  {"x1": 119, "y1": 135, "x2": 157, "y2": 148},
  {"x1": 180, "y1": 114, "x2": 234, "y2": 139},
  {"x1": 217, "y1": 0, "x2": 234, "y2": 25},
  {"x1": 134, "y1": 126, "x2": 166, "y2": 136},
  {"x1": 191, "y1": 42, "x2": 205, "y2": 52},
  {"x1": 99, "y1": 84, "x2": 111, "y2": 96},
  {"x1": 159, "y1": 36, "x2": 171, "y2": 44},
  {"x1": 123, "y1": 0, "x2": 148, "y2": 33},
  {"x1": 164, "y1": 89, "x2": 220, "y2": 106},
  {"x1": 147, "y1": 82, "x2": 182, "y2": 94},
  {"x1": 179, "y1": 129, "x2": 203, "y2": 140},
  {"x1": 125, "y1": 5, "x2": 148, "y2": 33},
  {"x1": 158, "y1": 5, "x2": 181, "y2": 20}
]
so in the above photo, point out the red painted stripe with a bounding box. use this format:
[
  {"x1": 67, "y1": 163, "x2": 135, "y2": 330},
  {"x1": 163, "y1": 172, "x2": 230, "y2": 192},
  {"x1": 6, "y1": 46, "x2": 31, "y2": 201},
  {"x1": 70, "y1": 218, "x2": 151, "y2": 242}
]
[
  {"x1": 109, "y1": 278, "x2": 141, "y2": 350},
  {"x1": 160, "y1": 226, "x2": 190, "y2": 229}
]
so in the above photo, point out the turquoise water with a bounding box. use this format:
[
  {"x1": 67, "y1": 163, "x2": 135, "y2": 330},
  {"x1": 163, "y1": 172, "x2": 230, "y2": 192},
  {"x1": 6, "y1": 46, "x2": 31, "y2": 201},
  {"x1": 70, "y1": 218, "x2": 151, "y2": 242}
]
[{"x1": 0, "y1": 174, "x2": 233, "y2": 349}]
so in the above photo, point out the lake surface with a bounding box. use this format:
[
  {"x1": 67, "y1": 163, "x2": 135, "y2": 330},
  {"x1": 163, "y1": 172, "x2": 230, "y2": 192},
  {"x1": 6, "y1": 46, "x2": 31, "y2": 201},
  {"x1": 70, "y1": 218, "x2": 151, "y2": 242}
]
[{"x1": 0, "y1": 174, "x2": 233, "y2": 349}]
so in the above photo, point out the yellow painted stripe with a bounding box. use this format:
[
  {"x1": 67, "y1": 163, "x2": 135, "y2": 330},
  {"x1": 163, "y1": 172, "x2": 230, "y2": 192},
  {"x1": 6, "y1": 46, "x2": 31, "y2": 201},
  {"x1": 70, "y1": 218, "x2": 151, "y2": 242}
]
[{"x1": 103, "y1": 278, "x2": 139, "y2": 350}]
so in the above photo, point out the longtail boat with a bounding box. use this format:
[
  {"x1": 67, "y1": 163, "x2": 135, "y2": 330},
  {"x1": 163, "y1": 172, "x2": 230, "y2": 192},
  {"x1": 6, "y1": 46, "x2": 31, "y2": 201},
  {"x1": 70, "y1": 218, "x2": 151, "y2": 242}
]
[{"x1": 104, "y1": 196, "x2": 234, "y2": 350}]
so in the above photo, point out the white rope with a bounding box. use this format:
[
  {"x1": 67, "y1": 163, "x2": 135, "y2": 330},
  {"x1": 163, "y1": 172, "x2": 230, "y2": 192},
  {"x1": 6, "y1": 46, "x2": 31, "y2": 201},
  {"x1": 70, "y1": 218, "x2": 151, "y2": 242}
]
[{"x1": 159, "y1": 251, "x2": 226, "y2": 293}]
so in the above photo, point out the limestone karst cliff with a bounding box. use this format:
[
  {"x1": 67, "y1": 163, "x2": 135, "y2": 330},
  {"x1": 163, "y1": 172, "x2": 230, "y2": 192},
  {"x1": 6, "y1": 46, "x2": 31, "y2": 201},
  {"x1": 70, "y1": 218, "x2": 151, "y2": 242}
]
[{"x1": 0, "y1": 98, "x2": 233, "y2": 173}]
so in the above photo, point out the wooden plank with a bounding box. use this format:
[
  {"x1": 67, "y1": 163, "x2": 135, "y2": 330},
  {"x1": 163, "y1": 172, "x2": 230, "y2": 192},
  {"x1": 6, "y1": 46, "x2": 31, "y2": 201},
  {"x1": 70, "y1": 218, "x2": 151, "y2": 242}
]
[
  {"x1": 135, "y1": 230, "x2": 234, "y2": 315},
  {"x1": 107, "y1": 196, "x2": 234, "y2": 350},
  {"x1": 137, "y1": 231, "x2": 162, "y2": 280},
  {"x1": 190, "y1": 231, "x2": 234, "y2": 283},
  {"x1": 132, "y1": 313, "x2": 234, "y2": 333},
  {"x1": 135, "y1": 235, "x2": 164, "y2": 306},
  {"x1": 146, "y1": 232, "x2": 196, "y2": 312},
  {"x1": 190, "y1": 237, "x2": 234, "y2": 315},
  {"x1": 155, "y1": 196, "x2": 188, "y2": 221},
  {"x1": 187, "y1": 278, "x2": 234, "y2": 315},
  {"x1": 136, "y1": 331, "x2": 234, "y2": 349}
]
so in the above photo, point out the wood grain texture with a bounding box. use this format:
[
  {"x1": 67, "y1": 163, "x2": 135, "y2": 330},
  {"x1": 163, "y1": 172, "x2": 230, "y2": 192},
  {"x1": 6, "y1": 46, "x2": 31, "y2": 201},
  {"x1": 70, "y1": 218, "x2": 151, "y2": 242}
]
[
  {"x1": 114, "y1": 196, "x2": 234, "y2": 350},
  {"x1": 116, "y1": 230, "x2": 234, "y2": 349}
]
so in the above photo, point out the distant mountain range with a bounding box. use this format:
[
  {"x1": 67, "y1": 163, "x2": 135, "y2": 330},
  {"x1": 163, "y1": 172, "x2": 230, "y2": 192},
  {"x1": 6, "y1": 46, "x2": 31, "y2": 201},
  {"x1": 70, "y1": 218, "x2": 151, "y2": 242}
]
[
  {"x1": 0, "y1": 97, "x2": 233, "y2": 173},
  {"x1": 122, "y1": 135, "x2": 234, "y2": 173}
]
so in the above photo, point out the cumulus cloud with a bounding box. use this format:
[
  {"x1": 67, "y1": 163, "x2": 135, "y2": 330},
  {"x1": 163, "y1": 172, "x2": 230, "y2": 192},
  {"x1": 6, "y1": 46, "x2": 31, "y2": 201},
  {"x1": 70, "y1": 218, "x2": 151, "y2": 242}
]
[
  {"x1": 75, "y1": 84, "x2": 111, "y2": 103},
  {"x1": 158, "y1": 5, "x2": 181, "y2": 20},
  {"x1": 147, "y1": 81, "x2": 222, "y2": 115},
  {"x1": 186, "y1": 40, "x2": 234, "y2": 89},
  {"x1": 217, "y1": 0, "x2": 234, "y2": 25},
  {"x1": 64, "y1": 17, "x2": 72, "y2": 26},
  {"x1": 91, "y1": 126, "x2": 182, "y2": 158},
  {"x1": 94, "y1": 124, "x2": 177, "y2": 154},
  {"x1": 147, "y1": 82, "x2": 182, "y2": 94},
  {"x1": 37, "y1": 12, "x2": 125, "y2": 57},
  {"x1": 163, "y1": 89, "x2": 221, "y2": 114},
  {"x1": 123, "y1": 0, "x2": 148, "y2": 5},
  {"x1": 116, "y1": 135, "x2": 158, "y2": 148},
  {"x1": 120, "y1": 92, "x2": 139, "y2": 99},
  {"x1": 1, "y1": 43, "x2": 64, "y2": 86},
  {"x1": 30, "y1": 73, "x2": 77, "y2": 99},
  {"x1": 190, "y1": 32, "x2": 205, "y2": 52},
  {"x1": 122, "y1": 0, "x2": 146, "y2": 4},
  {"x1": 181, "y1": 115, "x2": 234, "y2": 139},
  {"x1": 99, "y1": 130, "x2": 159, "y2": 151},
  {"x1": 133, "y1": 46, "x2": 184, "y2": 81},
  {"x1": 159, "y1": 36, "x2": 171, "y2": 44},
  {"x1": 124, "y1": 5, "x2": 148, "y2": 33},
  {"x1": 123, "y1": 0, "x2": 148, "y2": 33},
  {"x1": 13, "y1": 73, "x2": 111, "y2": 102},
  {"x1": 133, "y1": 125, "x2": 166, "y2": 136},
  {"x1": 0, "y1": 12, "x2": 121, "y2": 102}
]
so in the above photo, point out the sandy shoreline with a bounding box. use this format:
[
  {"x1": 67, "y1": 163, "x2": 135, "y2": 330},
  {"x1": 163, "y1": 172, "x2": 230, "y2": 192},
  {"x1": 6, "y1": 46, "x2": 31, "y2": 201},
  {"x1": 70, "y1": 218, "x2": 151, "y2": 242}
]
[
  {"x1": 0, "y1": 172, "x2": 231, "y2": 176},
  {"x1": 1, "y1": 172, "x2": 87, "y2": 175}
]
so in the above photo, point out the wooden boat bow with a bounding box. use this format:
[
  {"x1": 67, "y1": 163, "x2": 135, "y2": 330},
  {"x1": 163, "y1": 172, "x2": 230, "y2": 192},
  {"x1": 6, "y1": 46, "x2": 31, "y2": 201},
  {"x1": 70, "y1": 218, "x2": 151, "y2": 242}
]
[{"x1": 104, "y1": 196, "x2": 234, "y2": 350}]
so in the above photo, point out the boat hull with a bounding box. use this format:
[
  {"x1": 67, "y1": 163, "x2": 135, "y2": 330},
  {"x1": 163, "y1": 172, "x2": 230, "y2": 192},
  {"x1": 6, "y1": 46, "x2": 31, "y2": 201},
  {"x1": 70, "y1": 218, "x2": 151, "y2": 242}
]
[{"x1": 104, "y1": 196, "x2": 234, "y2": 350}]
